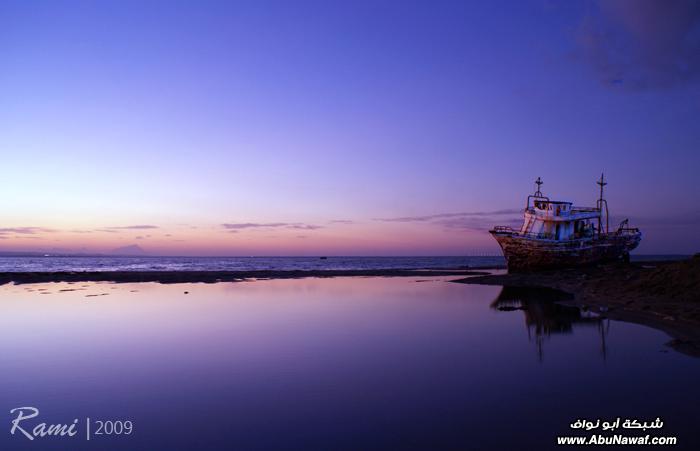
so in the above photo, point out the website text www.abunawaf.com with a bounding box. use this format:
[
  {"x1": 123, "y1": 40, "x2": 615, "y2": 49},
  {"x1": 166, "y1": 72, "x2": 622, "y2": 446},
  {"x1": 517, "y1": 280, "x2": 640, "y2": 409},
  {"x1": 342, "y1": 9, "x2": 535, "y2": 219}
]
[
  {"x1": 557, "y1": 434, "x2": 677, "y2": 446},
  {"x1": 558, "y1": 417, "x2": 678, "y2": 446}
]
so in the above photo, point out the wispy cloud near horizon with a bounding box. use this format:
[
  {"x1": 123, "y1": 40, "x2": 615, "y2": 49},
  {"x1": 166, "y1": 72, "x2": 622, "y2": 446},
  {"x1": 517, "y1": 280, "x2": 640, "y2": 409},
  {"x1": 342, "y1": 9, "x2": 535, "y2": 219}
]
[
  {"x1": 0, "y1": 227, "x2": 57, "y2": 235},
  {"x1": 374, "y1": 209, "x2": 522, "y2": 232},
  {"x1": 104, "y1": 225, "x2": 160, "y2": 230},
  {"x1": 434, "y1": 216, "x2": 522, "y2": 232},
  {"x1": 90, "y1": 225, "x2": 160, "y2": 233},
  {"x1": 221, "y1": 222, "x2": 324, "y2": 231},
  {"x1": 374, "y1": 209, "x2": 521, "y2": 223}
]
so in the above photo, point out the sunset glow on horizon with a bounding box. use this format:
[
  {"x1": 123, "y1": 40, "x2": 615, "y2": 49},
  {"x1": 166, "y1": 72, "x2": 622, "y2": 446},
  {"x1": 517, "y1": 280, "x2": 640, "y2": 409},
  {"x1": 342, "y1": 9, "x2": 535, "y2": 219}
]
[{"x1": 2, "y1": 0, "x2": 699, "y2": 256}]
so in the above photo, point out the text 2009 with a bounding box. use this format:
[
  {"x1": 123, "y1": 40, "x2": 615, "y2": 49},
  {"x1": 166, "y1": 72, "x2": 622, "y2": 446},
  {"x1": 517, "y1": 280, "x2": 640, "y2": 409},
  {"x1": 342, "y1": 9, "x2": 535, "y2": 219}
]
[{"x1": 90, "y1": 419, "x2": 133, "y2": 439}]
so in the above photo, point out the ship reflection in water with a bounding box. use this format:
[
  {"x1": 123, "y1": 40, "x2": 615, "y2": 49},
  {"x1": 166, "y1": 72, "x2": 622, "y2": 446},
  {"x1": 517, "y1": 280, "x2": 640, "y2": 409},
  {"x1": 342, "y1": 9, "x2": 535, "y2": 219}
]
[{"x1": 491, "y1": 286, "x2": 610, "y2": 361}]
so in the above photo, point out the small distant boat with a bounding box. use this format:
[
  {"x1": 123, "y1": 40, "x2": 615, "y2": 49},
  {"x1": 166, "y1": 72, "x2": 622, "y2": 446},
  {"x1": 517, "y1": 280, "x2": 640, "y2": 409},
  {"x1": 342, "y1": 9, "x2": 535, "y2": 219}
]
[
  {"x1": 490, "y1": 175, "x2": 641, "y2": 272},
  {"x1": 319, "y1": 256, "x2": 328, "y2": 260}
]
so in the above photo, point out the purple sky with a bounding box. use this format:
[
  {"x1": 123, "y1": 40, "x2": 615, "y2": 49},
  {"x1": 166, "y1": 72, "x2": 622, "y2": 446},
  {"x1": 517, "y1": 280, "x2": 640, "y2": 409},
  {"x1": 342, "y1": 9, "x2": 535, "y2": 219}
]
[{"x1": 1, "y1": 0, "x2": 699, "y2": 255}]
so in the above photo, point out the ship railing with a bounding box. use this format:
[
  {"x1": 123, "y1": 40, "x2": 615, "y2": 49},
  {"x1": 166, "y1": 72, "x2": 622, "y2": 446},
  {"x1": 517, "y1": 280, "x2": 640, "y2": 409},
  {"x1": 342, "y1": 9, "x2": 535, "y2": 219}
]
[
  {"x1": 525, "y1": 206, "x2": 600, "y2": 215},
  {"x1": 614, "y1": 218, "x2": 640, "y2": 236},
  {"x1": 571, "y1": 206, "x2": 599, "y2": 212},
  {"x1": 494, "y1": 225, "x2": 639, "y2": 240},
  {"x1": 491, "y1": 226, "x2": 556, "y2": 240},
  {"x1": 615, "y1": 226, "x2": 640, "y2": 236},
  {"x1": 492, "y1": 226, "x2": 515, "y2": 233}
]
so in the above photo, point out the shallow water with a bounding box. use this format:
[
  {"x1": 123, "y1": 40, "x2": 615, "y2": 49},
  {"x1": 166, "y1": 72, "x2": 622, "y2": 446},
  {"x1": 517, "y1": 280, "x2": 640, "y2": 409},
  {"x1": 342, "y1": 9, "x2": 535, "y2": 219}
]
[{"x1": 0, "y1": 277, "x2": 698, "y2": 450}]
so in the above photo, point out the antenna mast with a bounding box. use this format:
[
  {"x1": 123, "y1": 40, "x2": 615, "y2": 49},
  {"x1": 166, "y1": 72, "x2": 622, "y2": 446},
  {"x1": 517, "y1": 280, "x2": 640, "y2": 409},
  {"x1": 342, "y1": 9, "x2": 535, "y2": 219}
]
[
  {"x1": 534, "y1": 177, "x2": 543, "y2": 197},
  {"x1": 596, "y1": 173, "x2": 609, "y2": 234},
  {"x1": 525, "y1": 177, "x2": 548, "y2": 210}
]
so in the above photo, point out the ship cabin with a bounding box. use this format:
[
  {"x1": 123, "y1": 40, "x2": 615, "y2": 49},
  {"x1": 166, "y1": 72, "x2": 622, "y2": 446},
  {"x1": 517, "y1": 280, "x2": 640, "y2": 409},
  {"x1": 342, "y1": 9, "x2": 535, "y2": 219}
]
[{"x1": 521, "y1": 198, "x2": 600, "y2": 241}]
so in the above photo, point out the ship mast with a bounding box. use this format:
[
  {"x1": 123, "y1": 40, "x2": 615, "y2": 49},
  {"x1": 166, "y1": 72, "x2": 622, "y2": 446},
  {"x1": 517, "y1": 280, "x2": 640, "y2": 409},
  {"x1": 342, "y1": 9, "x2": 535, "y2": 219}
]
[
  {"x1": 534, "y1": 176, "x2": 543, "y2": 197},
  {"x1": 596, "y1": 173, "x2": 609, "y2": 235},
  {"x1": 525, "y1": 177, "x2": 548, "y2": 210}
]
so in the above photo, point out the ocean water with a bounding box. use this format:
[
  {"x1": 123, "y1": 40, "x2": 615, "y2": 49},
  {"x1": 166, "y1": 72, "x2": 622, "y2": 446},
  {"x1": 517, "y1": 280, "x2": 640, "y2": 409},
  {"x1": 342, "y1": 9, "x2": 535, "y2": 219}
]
[
  {"x1": 0, "y1": 276, "x2": 698, "y2": 450},
  {"x1": 0, "y1": 256, "x2": 505, "y2": 272},
  {"x1": 0, "y1": 254, "x2": 682, "y2": 272}
]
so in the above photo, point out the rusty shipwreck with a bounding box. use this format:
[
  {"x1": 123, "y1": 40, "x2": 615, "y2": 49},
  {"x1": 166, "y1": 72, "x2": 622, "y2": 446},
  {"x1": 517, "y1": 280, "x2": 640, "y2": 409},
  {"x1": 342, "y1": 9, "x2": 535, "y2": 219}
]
[{"x1": 490, "y1": 175, "x2": 641, "y2": 272}]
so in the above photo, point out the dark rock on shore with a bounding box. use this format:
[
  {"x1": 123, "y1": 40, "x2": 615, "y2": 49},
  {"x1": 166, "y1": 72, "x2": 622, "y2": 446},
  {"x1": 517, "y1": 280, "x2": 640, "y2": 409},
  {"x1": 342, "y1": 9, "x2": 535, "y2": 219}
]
[{"x1": 453, "y1": 255, "x2": 700, "y2": 356}]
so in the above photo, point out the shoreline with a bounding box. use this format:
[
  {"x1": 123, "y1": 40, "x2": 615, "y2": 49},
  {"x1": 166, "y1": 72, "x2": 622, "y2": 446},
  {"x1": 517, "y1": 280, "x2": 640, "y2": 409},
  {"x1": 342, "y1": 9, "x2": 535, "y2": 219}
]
[
  {"x1": 453, "y1": 256, "x2": 700, "y2": 356},
  {"x1": 0, "y1": 268, "x2": 489, "y2": 285}
]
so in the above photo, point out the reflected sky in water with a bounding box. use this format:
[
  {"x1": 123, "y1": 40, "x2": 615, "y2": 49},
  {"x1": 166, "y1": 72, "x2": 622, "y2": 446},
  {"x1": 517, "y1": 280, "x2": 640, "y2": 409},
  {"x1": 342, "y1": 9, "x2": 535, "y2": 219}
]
[{"x1": 1, "y1": 277, "x2": 698, "y2": 450}]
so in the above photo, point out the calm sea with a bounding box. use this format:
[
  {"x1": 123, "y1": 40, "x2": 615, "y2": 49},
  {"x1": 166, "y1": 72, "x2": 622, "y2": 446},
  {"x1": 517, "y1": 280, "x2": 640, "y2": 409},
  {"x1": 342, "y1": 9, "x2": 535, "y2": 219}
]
[
  {"x1": 0, "y1": 277, "x2": 698, "y2": 450},
  {"x1": 0, "y1": 256, "x2": 505, "y2": 272}
]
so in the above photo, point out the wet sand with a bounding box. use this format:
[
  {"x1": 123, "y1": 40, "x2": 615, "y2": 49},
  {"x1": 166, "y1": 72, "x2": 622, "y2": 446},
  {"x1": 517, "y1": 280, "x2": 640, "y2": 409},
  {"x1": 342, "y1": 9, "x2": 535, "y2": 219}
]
[
  {"x1": 0, "y1": 268, "x2": 487, "y2": 286},
  {"x1": 454, "y1": 254, "x2": 700, "y2": 356}
]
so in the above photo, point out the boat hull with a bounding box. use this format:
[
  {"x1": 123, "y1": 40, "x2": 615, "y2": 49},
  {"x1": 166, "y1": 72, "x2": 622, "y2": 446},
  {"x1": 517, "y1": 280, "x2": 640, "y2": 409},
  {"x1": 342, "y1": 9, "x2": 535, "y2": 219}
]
[{"x1": 490, "y1": 231, "x2": 642, "y2": 272}]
